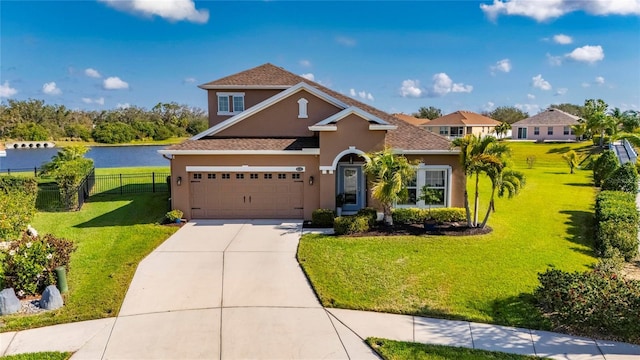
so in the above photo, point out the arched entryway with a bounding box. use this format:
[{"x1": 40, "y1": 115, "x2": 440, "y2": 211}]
[{"x1": 335, "y1": 153, "x2": 367, "y2": 215}]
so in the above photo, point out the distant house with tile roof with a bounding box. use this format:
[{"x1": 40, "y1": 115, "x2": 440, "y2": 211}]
[
  {"x1": 159, "y1": 63, "x2": 464, "y2": 220},
  {"x1": 393, "y1": 113, "x2": 430, "y2": 127},
  {"x1": 512, "y1": 108, "x2": 581, "y2": 141},
  {"x1": 422, "y1": 111, "x2": 501, "y2": 140}
]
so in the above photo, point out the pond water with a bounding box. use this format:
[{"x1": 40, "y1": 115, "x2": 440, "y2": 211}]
[{"x1": 0, "y1": 145, "x2": 170, "y2": 172}]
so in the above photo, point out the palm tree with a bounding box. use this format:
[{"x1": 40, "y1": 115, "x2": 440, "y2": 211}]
[
  {"x1": 584, "y1": 99, "x2": 614, "y2": 147},
  {"x1": 40, "y1": 145, "x2": 89, "y2": 175},
  {"x1": 479, "y1": 167, "x2": 525, "y2": 229},
  {"x1": 561, "y1": 150, "x2": 583, "y2": 174},
  {"x1": 493, "y1": 122, "x2": 511, "y2": 139},
  {"x1": 452, "y1": 135, "x2": 510, "y2": 227},
  {"x1": 363, "y1": 148, "x2": 416, "y2": 225}
]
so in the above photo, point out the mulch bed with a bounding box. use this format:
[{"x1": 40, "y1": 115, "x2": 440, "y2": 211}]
[{"x1": 350, "y1": 222, "x2": 492, "y2": 237}]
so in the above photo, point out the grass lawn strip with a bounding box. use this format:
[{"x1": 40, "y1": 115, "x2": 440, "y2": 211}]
[
  {"x1": 367, "y1": 338, "x2": 546, "y2": 360},
  {"x1": 0, "y1": 352, "x2": 71, "y2": 360},
  {"x1": 298, "y1": 142, "x2": 597, "y2": 330},
  {"x1": 0, "y1": 192, "x2": 177, "y2": 332}
]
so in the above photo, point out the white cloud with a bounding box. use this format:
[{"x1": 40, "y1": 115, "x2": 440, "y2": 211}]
[
  {"x1": 481, "y1": 0, "x2": 640, "y2": 22},
  {"x1": 301, "y1": 73, "x2": 315, "y2": 81},
  {"x1": 546, "y1": 53, "x2": 564, "y2": 66},
  {"x1": 99, "y1": 0, "x2": 209, "y2": 23},
  {"x1": 566, "y1": 45, "x2": 605, "y2": 63},
  {"x1": 515, "y1": 103, "x2": 541, "y2": 114},
  {"x1": 336, "y1": 36, "x2": 356, "y2": 47},
  {"x1": 555, "y1": 88, "x2": 568, "y2": 96},
  {"x1": 349, "y1": 88, "x2": 374, "y2": 101},
  {"x1": 490, "y1": 59, "x2": 512, "y2": 74},
  {"x1": 299, "y1": 60, "x2": 312, "y2": 67},
  {"x1": 532, "y1": 74, "x2": 552, "y2": 91},
  {"x1": 42, "y1": 82, "x2": 61, "y2": 95},
  {"x1": 103, "y1": 76, "x2": 129, "y2": 90},
  {"x1": 527, "y1": 93, "x2": 536, "y2": 100},
  {"x1": 595, "y1": 76, "x2": 605, "y2": 85},
  {"x1": 553, "y1": 34, "x2": 573, "y2": 44},
  {"x1": 452, "y1": 83, "x2": 474, "y2": 93},
  {"x1": 0, "y1": 81, "x2": 17, "y2": 97},
  {"x1": 183, "y1": 77, "x2": 196, "y2": 84},
  {"x1": 483, "y1": 101, "x2": 496, "y2": 111},
  {"x1": 430, "y1": 73, "x2": 473, "y2": 96},
  {"x1": 400, "y1": 79, "x2": 423, "y2": 98},
  {"x1": 82, "y1": 97, "x2": 105, "y2": 105},
  {"x1": 117, "y1": 103, "x2": 131, "y2": 109},
  {"x1": 85, "y1": 68, "x2": 102, "y2": 78}
]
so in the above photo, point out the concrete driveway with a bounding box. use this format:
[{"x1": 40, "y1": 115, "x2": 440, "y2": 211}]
[{"x1": 98, "y1": 219, "x2": 378, "y2": 359}]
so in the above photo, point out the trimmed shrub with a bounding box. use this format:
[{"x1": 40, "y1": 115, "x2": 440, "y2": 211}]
[
  {"x1": 392, "y1": 208, "x2": 427, "y2": 224},
  {"x1": 333, "y1": 216, "x2": 370, "y2": 235},
  {"x1": 594, "y1": 190, "x2": 639, "y2": 260},
  {"x1": 602, "y1": 162, "x2": 638, "y2": 193},
  {"x1": 428, "y1": 208, "x2": 466, "y2": 223},
  {"x1": 2, "y1": 233, "x2": 76, "y2": 297},
  {"x1": 357, "y1": 207, "x2": 378, "y2": 227},
  {"x1": 535, "y1": 268, "x2": 640, "y2": 343},
  {"x1": 311, "y1": 209, "x2": 336, "y2": 227},
  {"x1": 593, "y1": 150, "x2": 619, "y2": 187},
  {"x1": 0, "y1": 177, "x2": 38, "y2": 241}
]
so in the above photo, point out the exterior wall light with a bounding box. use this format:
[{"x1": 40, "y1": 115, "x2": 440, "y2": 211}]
[
  {"x1": 308, "y1": 176, "x2": 314, "y2": 186},
  {"x1": 177, "y1": 176, "x2": 182, "y2": 186}
]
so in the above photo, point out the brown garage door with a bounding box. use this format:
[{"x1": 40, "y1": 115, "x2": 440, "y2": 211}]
[{"x1": 189, "y1": 171, "x2": 304, "y2": 219}]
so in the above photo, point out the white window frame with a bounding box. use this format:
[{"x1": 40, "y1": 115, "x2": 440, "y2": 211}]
[
  {"x1": 395, "y1": 164, "x2": 452, "y2": 209},
  {"x1": 534, "y1": 127, "x2": 540, "y2": 135},
  {"x1": 217, "y1": 92, "x2": 245, "y2": 115},
  {"x1": 439, "y1": 127, "x2": 449, "y2": 136},
  {"x1": 297, "y1": 98, "x2": 309, "y2": 118}
]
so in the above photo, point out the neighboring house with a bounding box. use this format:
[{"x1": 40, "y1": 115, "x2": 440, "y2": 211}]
[
  {"x1": 511, "y1": 108, "x2": 581, "y2": 141},
  {"x1": 159, "y1": 63, "x2": 464, "y2": 220},
  {"x1": 393, "y1": 113, "x2": 430, "y2": 127},
  {"x1": 422, "y1": 111, "x2": 501, "y2": 140}
]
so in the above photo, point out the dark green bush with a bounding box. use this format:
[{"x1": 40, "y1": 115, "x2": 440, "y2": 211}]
[
  {"x1": 357, "y1": 207, "x2": 378, "y2": 227},
  {"x1": 428, "y1": 208, "x2": 466, "y2": 223},
  {"x1": 602, "y1": 162, "x2": 638, "y2": 193},
  {"x1": 392, "y1": 208, "x2": 427, "y2": 224},
  {"x1": 311, "y1": 209, "x2": 336, "y2": 227},
  {"x1": 593, "y1": 150, "x2": 619, "y2": 187},
  {"x1": 334, "y1": 216, "x2": 370, "y2": 235},
  {"x1": 2, "y1": 233, "x2": 76, "y2": 297},
  {"x1": 594, "y1": 190, "x2": 639, "y2": 260},
  {"x1": 92, "y1": 121, "x2": 136, "y2": 144},
  {"x1": 0, "y1": 177, "x2": 38, "y2": 241},
  {"x1": 535, "y1": 268, "x2": 640, "y2": 343}
]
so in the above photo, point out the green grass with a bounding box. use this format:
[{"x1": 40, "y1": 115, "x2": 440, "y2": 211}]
[
  {"x1": 0, "y1": 192, "x2": 177, "y2": 331},
  {"x1": 94, "y1": 166, "x2": 169, "y2": 175},
  {"x1": 367, "y1": 338, "x2": 545, "y2": 360},
  {"x1": 298, "y1": 142, "x2": 598, "y2": 329},
  {"x1": 0, "y1": 352, "x2": 71, "y2": 360}
]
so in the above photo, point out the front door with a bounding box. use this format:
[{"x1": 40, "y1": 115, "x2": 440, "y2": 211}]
[{"x1": 339, "y1": 166, "x2": 364, "y2": 213}]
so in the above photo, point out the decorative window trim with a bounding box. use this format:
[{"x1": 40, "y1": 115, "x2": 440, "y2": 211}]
[
  {"x1": 217, "y1": 92, "x2": 245, "y2": 116},
  {"x1": 394, "y1": 164, "x2": 452, "y2": 209},
  {"x1": 298, "y1": 98, "x2": 308, "y2": 119}
]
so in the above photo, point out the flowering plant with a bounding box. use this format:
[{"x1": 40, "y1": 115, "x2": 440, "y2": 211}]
[{"x1": 2, "y1": 232, "x2": 76, "y2": 297}]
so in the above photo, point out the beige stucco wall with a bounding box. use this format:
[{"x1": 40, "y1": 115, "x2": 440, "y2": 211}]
[
  {"x1": 513, "y1": 125, "x2": 576, "y2": 141},
  {"x1": 169, "y1": 154, "x2": 320, "y2": 220},
  {"x1": 216, "y1": 89, "x2": 342, "y2": 138},
  {"x1": 469, "y1": 125, "x2": 496, "y2": 137},
  {"x1": 207, "y1": 89, "x2": 282, "y2": 127}
]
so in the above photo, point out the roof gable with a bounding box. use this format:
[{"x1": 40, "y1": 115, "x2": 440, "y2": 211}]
[{"x1": 512, "y1": 108, "x2": 581, "y2": 126}]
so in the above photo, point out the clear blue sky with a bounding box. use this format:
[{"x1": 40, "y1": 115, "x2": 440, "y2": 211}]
[{"x1": 1, "y1": 0, "x2": 639, "y2": 116}]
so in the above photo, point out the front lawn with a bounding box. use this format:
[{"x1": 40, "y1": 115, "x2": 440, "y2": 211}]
[
  {"x1": 0, "y1": 192, "x2": 177, "y2": 332},
  {"x1": 298, "y1": 142, "x2": 598, "y2": 330},
  {"x1": 367, "y1": 338, "x2": 545, "y2": 360}
]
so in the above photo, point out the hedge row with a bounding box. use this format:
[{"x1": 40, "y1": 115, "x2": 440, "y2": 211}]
[
  {"x1": 391, "y1": 208, "x2": 466, "y2": 225},
  {"x1": 535, "y1": 268, "x2": 640, "y2": 344},
  {"x1": 594, "y1": 191, "x2": 639, "y2": 261},
  {"x1": 0, "y1": 177, "x2": 38, "y2": 241}
]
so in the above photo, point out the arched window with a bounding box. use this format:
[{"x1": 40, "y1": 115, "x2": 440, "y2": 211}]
[{"x1": 297, "y1": 98, "x2": 308, "y2": 118}]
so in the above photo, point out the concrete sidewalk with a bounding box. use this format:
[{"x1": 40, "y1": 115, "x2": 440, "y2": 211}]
[{"x1": 2, "y1": 220, "x2": 639, "y2": 359}]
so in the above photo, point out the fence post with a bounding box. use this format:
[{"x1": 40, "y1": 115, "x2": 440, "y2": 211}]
[
  {"x1": 152, "y1": 172, "x2": 156, "y2": 193},
  {"x1": 34, "y1": 167, "x2": 38, "y2": 177},
  {"x1": 120, "y1": 174, "x2": 123, "y2": 195},
  {"x1": 7, "y1": 169, "x2": 10, "y2": 175}
]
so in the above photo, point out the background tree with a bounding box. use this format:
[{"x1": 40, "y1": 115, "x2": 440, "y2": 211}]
[
  {"x1": 413, "y1": 106, "x2": 442, "y2": 120},
  {"x1": 363, "y1": 149, "x2": 416, "y2": 225},
  {"x1": 583, "y1": 99, "x2": 613, "y2": 147},
  {"x1": 618, "y1": 110, "x2": 640, "y2": 133},
  {"x1": 548, "y1": 103, "x2": 584, "y2": 117},
  {"x1": 482, "y1": 106, "x2": 528, "y2": 124}
]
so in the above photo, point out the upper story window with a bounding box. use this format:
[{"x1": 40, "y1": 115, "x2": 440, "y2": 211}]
[{"x1": 217, "y1": 92, "x2": 245, "y2": 115}]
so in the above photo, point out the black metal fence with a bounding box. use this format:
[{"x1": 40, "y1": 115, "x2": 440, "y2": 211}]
[{"x1": 35, "y1": 170, "x2": 170, "y2": 211}]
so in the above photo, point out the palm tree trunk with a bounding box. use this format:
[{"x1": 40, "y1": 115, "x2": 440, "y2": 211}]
[
  {"x1": 480, "y1": 187, "x2": 496, "y2": 229},
  {"x1": 599, "y1": 129, "x2": 605, "y2": 148},
  {"x1": 384, "y1": 203, "x2": 393, "y2": 226},
  {"x1": 473, "y1": 172, "x2": 480, "y2": 227},
  {"x1": 463, "y1": 190, "x2": 472, "y2": 227}
]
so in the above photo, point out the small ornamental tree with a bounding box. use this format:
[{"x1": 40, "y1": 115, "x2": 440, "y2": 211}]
[
  {"x1": 561, "y1": 150, "x2": 583, "y2": 174},
  {"x1": 41, "y1": 145, "x2": 94, "y2": 210}
]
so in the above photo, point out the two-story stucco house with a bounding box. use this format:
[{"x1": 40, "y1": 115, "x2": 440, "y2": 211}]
[{"x1": 159, "y1": 64, "x2": 464, "y2": 220}]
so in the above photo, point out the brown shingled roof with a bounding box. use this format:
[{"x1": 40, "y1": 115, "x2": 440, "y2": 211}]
[
  {"x1": 428, "y1": 111, "x2": 501, "y2": 126},
  {"x1": 512, "y1": 108, "x2": 581, "y2": 126},
  {"x1": 193, "y1": 64, "x2": 453, "y2": 152},
  {"x1": 393, "y1": 113, "x2": 430, "y2": 127},
  {"x1": 167, "y1": 137, "x2": 319, "y2": 151}
]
